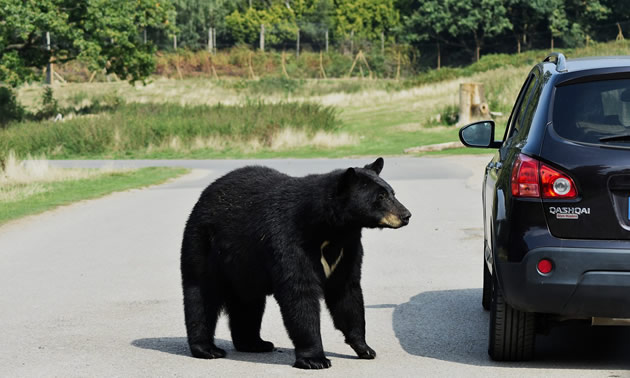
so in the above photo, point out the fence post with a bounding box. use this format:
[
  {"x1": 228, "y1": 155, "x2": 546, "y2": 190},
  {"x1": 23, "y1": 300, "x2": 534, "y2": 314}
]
[
  {"x1": 260, "y1": 24, "x2": 265, "y2": 52},
  {"x1": 45, "y1": 32, "x2": 53, "y2": 85},
  {"x1": 208, "y1": 28, "x2": 214, "y2": 54},
  {"x1": 350, "y1": 30, "x2": 354, "y2": 54},
  {"x1": 213, "y1": 28, "x2": 216, "y2": 54},
  {"x1": 174, "y1": 35, "x2": 177, "y2": 50},
  {"x1": 325, "y1": 30, "x2": 329, "y2": 53},
  {"x1": 296, "y1": 28, "x2": 300, "y2": 57},
  {"x1": 381, "y1": 32, "x2": 384, "y2": 55}
]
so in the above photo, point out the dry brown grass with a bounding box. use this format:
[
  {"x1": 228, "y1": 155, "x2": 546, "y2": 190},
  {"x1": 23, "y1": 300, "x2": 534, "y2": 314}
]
[{"x1": 0, "y1": 152, "x2": 119, "y2": 202}]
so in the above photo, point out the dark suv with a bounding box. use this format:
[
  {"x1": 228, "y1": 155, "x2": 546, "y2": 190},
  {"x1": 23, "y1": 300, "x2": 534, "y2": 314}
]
[{"x1": 459, "y1": 53, "x2": 630, "y2": 361}]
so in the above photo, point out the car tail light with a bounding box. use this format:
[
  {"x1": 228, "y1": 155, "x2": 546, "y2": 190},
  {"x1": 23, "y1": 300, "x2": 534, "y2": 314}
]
[
  {"x1": 540, "y1": 164, "x2": 577, "y2": 199},
  {"x1": 511, "y1": 154, "x2": 540, "y2": 197},
  {"x1": 537, "y1": 258, "x2": 553, "y2": 274},
  {"x1": 511, "y1": 154, "x2": 578, "y2": 199}
]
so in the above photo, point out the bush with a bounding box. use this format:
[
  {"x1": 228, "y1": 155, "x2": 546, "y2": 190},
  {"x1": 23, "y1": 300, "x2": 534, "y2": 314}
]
[{"x1": 0, "y1": 87, "x2": 25, "y2": 126}]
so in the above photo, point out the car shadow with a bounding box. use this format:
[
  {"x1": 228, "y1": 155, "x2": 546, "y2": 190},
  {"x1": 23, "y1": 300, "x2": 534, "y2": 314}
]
[
  {"x1": 131, "y1": 337, "x2": 356, "y2": 366},
  {"x1": 392, "y1": 289, "x2": 630, "y2": 369}
]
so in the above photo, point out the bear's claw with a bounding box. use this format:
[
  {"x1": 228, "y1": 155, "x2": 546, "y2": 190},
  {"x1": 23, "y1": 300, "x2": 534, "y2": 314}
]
[
  {"x1": 351, "y1": 344, "x2": 376, "y2": 359},
  {"x1": 190, "y1": 344, "x2": 227, "y2": 359},
  {"x1": 293, "y1": 356, "x2": 332, "y2": 369}
]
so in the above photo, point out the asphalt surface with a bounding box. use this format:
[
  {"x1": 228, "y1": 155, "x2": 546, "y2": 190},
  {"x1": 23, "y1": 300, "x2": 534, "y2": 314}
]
[{"x1": 1, "y1": 156, "x2": 630, "y2": 377}]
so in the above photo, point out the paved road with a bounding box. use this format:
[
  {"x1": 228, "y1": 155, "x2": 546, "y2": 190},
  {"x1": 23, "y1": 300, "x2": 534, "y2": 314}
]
[{"x1": 1, "y1": 157, "x2": 629, "y2": 377}]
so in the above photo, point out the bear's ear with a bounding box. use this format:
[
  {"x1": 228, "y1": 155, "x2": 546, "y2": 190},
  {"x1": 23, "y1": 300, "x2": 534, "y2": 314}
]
[
  {"x1": 364, "y1": 157, "x2": 384, "y2": 175},
  {"x1": 338, "y1": 167, "x2": 357, "y2": 193}
]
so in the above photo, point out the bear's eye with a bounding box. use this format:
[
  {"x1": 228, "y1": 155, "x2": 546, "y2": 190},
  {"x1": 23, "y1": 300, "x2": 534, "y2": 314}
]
[{"x1": 377, "y1": 192, "x2": 387, "y2": 201}]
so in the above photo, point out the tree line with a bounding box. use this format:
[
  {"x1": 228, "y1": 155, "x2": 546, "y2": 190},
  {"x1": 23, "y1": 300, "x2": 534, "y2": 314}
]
[
  {"x1": 2, "y1": 0, "x2": 630, "y2": 88},
  {"x1": 162, "y1": 0, "x2": 630, "y2": 64}
]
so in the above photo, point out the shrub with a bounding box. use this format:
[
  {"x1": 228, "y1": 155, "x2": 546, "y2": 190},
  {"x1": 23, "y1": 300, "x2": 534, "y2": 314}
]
[{"x1": 0, "y1": 87, "x2": 25, "y2": 126}]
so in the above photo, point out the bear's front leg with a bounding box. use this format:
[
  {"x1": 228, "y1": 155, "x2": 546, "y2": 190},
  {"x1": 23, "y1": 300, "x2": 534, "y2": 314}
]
[
  {"x1": 325, "y1": 279, "x2": 376, "y2": 360},
  {"x1": 274, "y1": 280, "x2": 331, "y2": 369}
]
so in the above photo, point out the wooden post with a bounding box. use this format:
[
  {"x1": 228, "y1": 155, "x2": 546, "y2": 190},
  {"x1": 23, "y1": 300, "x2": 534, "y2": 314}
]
[
  {"x1": 296, "y1": 28, "x2": 300, "y2": 57},
  {"x1": 551, "y1": 36, "x2": 554, "y2": 50},
  {"x1": 347, "y1": 52, "x2": 361, "y2": 78},
  {"x1": 248, "y1": 52, "x2": 257, "y2": 79},
  {"x1": 319, "y1": 51, "x2": 327, "y2": 79},
  {"x1": 350, "y1": 30, "x2": 354, "y2": 54},
  {"x1": 517, "y1": 39, "x2": 521, "y2": 54},
  {"x1": 208, "y1": 28, "x2": 214, "y2": 54},
  {"x1": 144, "y1": 29, "x2": 147, "y2": 44},
  {"x1": 174, "y1": 35, "x2": 177, "y2": 50},
  {"x1": 381, "y1": 32, "x2": 385, "y2": 55},
  {"x1": 213, "y1": 28, "x2": 216, "y2": 54},
  {"x1": 396, "y1": 51, "x2": 401, "y2": 80},
  {"x1": 282, "y1": 51, "x2": 289, "y2": 78},
  {"x1": 260, "y1": 24, "x2": 265, "y2": 52},
  {"x1": 437, "y1": 42, "x2": 441, "y2": 70},
  {"x1": 458, "y1": 83, "x2": 490, "y2": 126},
  {"x1": 45, "y1": 32, "x2": 53, "y2": 85},
  {"x1": 325, "y1": 30, "x2": 329, "y2": 53}
]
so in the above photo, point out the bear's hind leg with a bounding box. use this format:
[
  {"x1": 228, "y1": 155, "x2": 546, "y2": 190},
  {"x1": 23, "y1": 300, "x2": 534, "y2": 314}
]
[
  {"x1": 225, "y1": 295, "x2": 274, "y2": 353},
  {"x1": 181, "y1": 224, "x2": 226, "y2": 359},
  {"x1": 182, "y1": 281, "x2": 226, "y2": 359}
]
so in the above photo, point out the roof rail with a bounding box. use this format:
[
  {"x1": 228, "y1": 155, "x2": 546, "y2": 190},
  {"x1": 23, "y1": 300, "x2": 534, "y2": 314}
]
[{"x1": 543, "y1": 52, "x2": 568, "y2": 72}]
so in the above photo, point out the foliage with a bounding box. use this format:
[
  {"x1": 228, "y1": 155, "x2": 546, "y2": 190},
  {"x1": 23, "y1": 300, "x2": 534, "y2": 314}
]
[
  {"x1": 0, "y1": 87, "x2": 24, "y2": 126},
  {"x1": 333, "y1": 0, "x2": 400, "y2": 41},
  {"x1": 0, "y1": 0, "x2": 175, "y2": 87}
]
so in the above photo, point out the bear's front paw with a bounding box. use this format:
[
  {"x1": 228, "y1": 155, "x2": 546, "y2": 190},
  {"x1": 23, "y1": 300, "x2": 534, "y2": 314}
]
[
  {"x1": 293, "y1": 356, "x2": 332, "y2": 369},
  {"x1": 351, "y1": 344, "x2": 376, "y2": 359},
  {"x1": 190, "y1": 343, "x2": 227, "y2": 359},
  {"x1": 234, "y1": 339, "x2": 275, "y2": 353}
]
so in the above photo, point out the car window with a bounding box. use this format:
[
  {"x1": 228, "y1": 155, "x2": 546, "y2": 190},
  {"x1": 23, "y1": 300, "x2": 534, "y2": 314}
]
[
  {"x1": 518, "y1": 77, "x2": 542, "y2": 138},
  {"x1": 506, "y1": 75, "x2": 537, "y2": 140},
  {"x1": 503, "y1": 74, "x2": 536, "y2": 142},
  {"x1": 553, "y1": 79, "x2": 630, "y2": 145}
]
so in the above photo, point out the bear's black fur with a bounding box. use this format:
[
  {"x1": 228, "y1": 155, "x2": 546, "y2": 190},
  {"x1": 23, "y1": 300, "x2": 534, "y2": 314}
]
[{"x1": 180, "y1": 158, "x2": 411, "y2": 369}]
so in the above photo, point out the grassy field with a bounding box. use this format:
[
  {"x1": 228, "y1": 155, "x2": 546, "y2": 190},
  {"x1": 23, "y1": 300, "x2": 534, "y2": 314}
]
[
  {"x1": 0, "y1": 155, "x2": 188, "y2": 225},
  {"x1": 9, "y1": 40, "x2": 630, "y2": 159},
  {"x1": 12, "y1": 66, "x2": 522, "y2": 159}
]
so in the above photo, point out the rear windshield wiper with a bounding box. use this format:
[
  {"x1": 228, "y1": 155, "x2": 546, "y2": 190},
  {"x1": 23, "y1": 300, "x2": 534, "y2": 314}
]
[{"x1": 599, "y1": 134, "x2": 630, "y2": 143}]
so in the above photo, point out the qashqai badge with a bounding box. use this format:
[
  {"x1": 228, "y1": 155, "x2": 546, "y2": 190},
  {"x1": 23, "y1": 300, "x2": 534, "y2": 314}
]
[{"x1": 549, "y1": 206, "x2": 591, "y2": 220}]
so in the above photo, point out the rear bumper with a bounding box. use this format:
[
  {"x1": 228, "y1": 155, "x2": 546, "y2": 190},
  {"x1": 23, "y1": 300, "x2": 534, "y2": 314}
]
[{"x1": 498, "y1": 246, "x2": 630, "y2": 318}]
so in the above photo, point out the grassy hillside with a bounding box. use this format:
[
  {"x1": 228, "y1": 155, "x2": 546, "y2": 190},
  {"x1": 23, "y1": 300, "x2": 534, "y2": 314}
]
[{"x1": 10, "y1": 40, "x2": 630, "y2": 159}]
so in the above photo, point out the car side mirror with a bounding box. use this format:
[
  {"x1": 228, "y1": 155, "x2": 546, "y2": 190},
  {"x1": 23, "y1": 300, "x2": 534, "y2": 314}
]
[{"x1": 459, "y1": 120, "x2": 501, "y2": 148}]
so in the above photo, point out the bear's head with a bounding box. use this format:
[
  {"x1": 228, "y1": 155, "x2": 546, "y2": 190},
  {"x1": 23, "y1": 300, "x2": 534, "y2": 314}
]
[{"x1": 337, "y1": 157, "x2": 411, "y2": 229}]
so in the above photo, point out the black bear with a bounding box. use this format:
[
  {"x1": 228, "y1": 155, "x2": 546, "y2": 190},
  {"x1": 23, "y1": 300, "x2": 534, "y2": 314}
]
[{"x1": 180, "y1": 158, "x2": 411, "y2": 369}]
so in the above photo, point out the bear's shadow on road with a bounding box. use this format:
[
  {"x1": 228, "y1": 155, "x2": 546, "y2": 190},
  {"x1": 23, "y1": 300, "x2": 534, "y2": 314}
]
[
  {"x1": 393, "y1": 288, "x2": 630, "y2": 369},
  {"x1": 131, "y1": 337, "x2": 356, "y2": 366}
]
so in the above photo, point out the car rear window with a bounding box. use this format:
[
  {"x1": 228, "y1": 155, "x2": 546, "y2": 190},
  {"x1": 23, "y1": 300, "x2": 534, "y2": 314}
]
[{"x1": 553, "y1": 79, "x2": 630, "y2": 145}]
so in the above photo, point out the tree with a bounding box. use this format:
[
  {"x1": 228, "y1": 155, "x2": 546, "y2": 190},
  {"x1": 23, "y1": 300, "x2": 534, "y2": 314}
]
[
  {"x1": 505, "y1": 0, "x2": 560, "y2": 53},
  {"x1": 404, "y1": 0, "x2": 512, "y2": 62},
  {"x1": 333, "y1": 0, "x2": 400, "y2": 42},
  {"x1": 0, "y1": 0, "x2": 175, "y2": 87},
  {"x1": 172, "y1": 0, "x2": 236, "y2": 49}
]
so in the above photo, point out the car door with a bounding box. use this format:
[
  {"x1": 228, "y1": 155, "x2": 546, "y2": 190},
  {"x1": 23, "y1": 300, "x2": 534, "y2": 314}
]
[{"x1": 485, "y1": 72, "x2": 539, "y2": 269}]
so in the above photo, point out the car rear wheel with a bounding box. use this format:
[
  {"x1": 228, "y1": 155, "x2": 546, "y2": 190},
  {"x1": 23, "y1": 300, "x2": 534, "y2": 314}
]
[
  {"x1": 482, "y1": 259, "x2": 491, "y2": 310},
  {"x1": 488, "y1": 274, "x2": 536, "y2": 361}
]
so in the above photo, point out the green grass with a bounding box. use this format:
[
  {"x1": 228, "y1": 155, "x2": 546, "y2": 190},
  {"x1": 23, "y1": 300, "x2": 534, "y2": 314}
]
[
  {"x1": 0, "y1": 167, "x2": 188, "y2": 225},
  {"x1": 11, "y1": 40, "x2": 628, "y2": 159},
  {"x1": 0, "y1": 102, "x2": 339, "y2": 159}
]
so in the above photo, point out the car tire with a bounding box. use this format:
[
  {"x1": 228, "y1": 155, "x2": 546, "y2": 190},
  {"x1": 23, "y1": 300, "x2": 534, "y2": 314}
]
[
  {"x1": 482, "y1": 259, "x2": 491, "y2": 311},
  {"x1": 488, "y1": 274, "x2": 536, "y2": 361}
]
